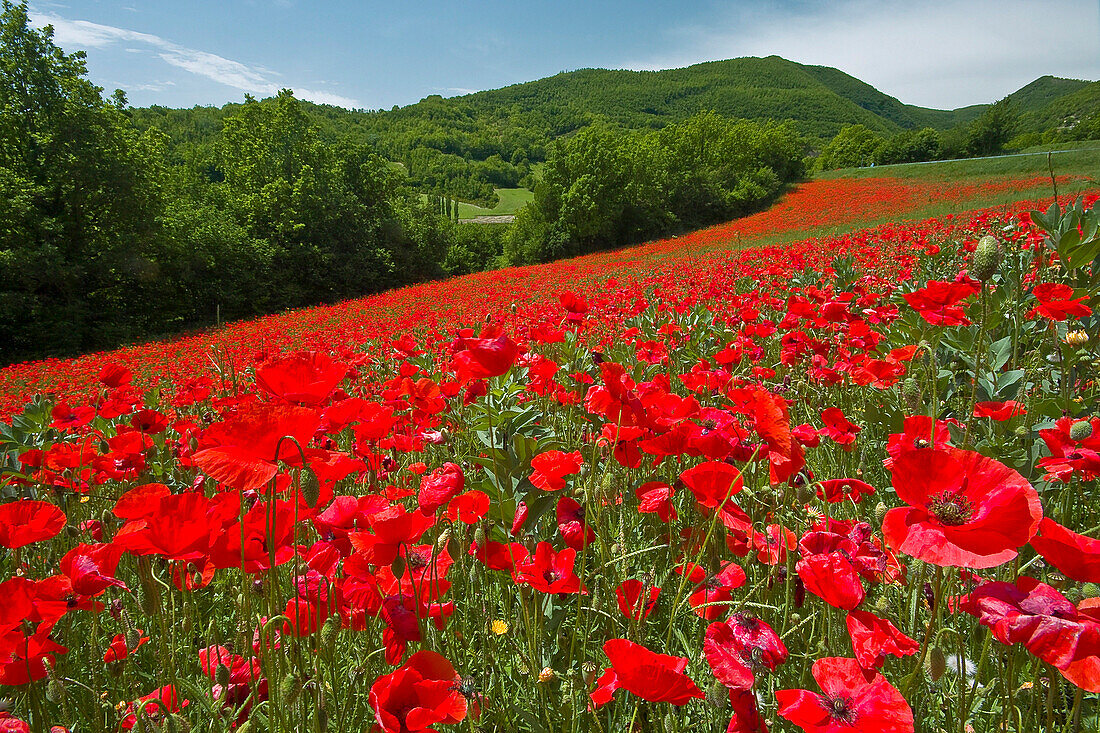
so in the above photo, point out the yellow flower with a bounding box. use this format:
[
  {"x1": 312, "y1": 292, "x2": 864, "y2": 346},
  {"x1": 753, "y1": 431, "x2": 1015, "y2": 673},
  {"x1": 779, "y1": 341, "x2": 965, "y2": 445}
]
[{"x1": 490, "y1": 619, "x2": 509, "y2": 635}]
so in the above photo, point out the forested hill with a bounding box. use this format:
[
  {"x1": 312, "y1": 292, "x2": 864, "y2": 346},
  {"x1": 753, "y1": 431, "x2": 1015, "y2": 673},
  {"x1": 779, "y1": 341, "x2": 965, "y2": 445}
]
[{"x1": 130, "y1": 56, "x2": 1093, "y2": 205}]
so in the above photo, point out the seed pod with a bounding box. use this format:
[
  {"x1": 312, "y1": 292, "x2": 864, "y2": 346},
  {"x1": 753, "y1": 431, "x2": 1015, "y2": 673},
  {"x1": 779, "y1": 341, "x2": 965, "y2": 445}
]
[
  {"x1": 1071, "y1": 420, "x2": 1093, "y2": 442},
  {"x1": 926, "y1": 646, "x2": 947, "y2": 681},
  {"x1": 581, "y1": 661, "x2": 598, "y2": 686},
  {"x1": 970, "y1": 235, "x2": 1001, "y2": 281}
]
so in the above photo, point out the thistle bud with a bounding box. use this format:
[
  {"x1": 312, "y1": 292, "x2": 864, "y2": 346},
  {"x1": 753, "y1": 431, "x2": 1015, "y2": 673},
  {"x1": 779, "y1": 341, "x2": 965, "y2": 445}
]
[
  {"x1": 970, "y1": 236, "x2": 1001, "y2": 282},
  {"x1": 1070, "y1": 420, "x2": 1093, "y2": 442}
]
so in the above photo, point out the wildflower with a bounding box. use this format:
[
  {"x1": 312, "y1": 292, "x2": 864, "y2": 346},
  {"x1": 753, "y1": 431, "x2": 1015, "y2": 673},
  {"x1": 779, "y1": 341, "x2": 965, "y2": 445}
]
[
  {"x1": 883, "y1": 447, "x2": 1042, "y2": 568},
  {"x1": 776, "y1": 657, "x2": 914, "y2": 733}
]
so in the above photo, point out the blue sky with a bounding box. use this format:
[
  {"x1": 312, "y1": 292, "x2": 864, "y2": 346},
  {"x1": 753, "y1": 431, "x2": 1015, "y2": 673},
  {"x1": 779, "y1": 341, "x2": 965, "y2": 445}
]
[{"x1": 25, "y1": 0, "x2": 1100, "y2": 111}]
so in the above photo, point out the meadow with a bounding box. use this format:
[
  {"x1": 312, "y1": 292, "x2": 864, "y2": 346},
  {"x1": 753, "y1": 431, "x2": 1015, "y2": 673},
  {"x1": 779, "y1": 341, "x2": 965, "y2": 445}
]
[{"x1": 1, "y1": 169, "x2": 1100, "y2": 733}]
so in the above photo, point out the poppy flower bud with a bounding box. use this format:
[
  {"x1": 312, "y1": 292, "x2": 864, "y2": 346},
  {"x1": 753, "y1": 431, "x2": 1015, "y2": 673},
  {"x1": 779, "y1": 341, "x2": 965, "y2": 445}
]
[
  {"x1": 874, "y1": 502, "x2": 888, "y2": 523},
  {"x1": 971, "y1": 235, "x2": 1001, "y2": 281},
  {"x1": 436, "y1": 526, "x2": 453, "y2": 550},
  {"x1": 926, "y1": 646, "x2": 947, "y2": 681},
  {"x1": 706, "y1": 680, "x2": 728, "y2": 709},
  {"x1": 1070, "y1": 420, "x2": 1093, "y2": 442},
  {"x1": 902, "y1": 378, "x2": 921, "y2": 411},
  {"x1": 321, "y1": 615, "x2": 341, "y2": 648},
  {"x1": 300, "y1": 470, "x2": 321, "y2": 508},
  {"x1": 46, "y1": 677, "x2": 64, "y2": 704},
  {"x1": 215, "y1": 663, "x2": 231, "y2": 688},
  {"x1": 472, "y1": 526, "x2": 486, "y2": 548},
  {"x1": 166, "y1": 714, "x2": 191, "y2": 733},
  {"x1": 279, "y1": 671, "x2": 302, "y2": 705},
  {"x1": 391, "y1": 555, "x2": 406, "y2": 579},
  {"x1": 1082, "y1": 583, "x2": 1100, "y2": 598}
]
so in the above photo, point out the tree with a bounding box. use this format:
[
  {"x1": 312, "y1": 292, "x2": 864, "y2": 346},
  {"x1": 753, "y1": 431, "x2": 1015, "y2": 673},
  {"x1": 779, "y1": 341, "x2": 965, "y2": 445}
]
[
  {"x1": 966, "y1": 97, "x2": 1018, "y2": 157},
  {"x1": 0, "y1": 1, "x2": 169, "y2": 361},
  {"x1": 814, "y1": 125, "x2": 881, "y2": 171}
]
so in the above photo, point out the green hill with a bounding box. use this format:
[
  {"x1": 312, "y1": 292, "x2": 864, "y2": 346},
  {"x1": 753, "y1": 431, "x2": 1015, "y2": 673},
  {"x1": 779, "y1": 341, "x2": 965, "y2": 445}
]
[{"x1": 129, "y1": 56, "x2": 1096, "y2": 205}]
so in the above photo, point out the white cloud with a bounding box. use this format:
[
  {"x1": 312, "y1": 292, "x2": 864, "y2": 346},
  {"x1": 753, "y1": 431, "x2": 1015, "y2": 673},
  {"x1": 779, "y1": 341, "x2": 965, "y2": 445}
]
[
  {"x1": 28, "y1": 10, "x2": 363, "y2": 108},
  {"x1": 629, "y1": 0, "x2": 1100, "y2": 109}
]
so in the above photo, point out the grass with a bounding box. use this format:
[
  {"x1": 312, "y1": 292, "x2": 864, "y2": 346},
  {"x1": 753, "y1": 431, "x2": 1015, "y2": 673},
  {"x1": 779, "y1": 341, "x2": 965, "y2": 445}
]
[
  {"x1": 456, "y1": 187, "x2": 534, "y2": 219},
  {"x1": 819, "y1": 144, "x2": 1100, "y2": 182}
]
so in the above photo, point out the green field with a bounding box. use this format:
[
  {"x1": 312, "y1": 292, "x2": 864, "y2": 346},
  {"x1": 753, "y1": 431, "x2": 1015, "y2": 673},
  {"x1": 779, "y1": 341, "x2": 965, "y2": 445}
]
[
  {"x1": 455, "y1": 188, "x2": 534, "y2": 219},
  {"x1": 820, "y1": 144, "x2": 1100, "y2": 182}
]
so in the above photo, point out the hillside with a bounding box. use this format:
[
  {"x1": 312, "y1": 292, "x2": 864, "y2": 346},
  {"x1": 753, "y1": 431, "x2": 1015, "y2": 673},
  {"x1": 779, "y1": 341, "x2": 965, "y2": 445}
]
[{"x1": 129, "y1": 57, "x2": 1096, "y2": 205}]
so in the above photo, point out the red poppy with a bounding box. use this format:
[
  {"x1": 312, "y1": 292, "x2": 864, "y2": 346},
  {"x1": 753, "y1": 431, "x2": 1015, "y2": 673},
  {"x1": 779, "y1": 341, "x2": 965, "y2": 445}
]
[
  {"x1": 797, "y1": 532, "x2": 865, "y2": 610},
  {"x1": 60, "y1": 543, "x2": 128, "y2": 597},
  {"x1": 529, "y1": 450, "x2": 584, "y2": 491},
  {"x1": 418, "y1": 463, "x2": 465, "y2": 514},
  {"x1": 615, "y1": 579, "x2": 660, "y2": 621},
  {"x1": 679, "y1": 461, "x2": 744, "y2": 509},
  {"x1": 689, "y1": 562, "x2": 747, "y2": 620},
  {"x1": 960, "y1": 576, "x2": 1100, "y2": 669},
  {"x1": 192, "y1": 402, "x2": 320, "y2": 491},
  {"x1": 1061, "y1": 598, "x2": 1100, "y2": 692},
  {"x1": 820, "y1": 408, "x2": 860, "y2": 450},
  {"x1": 903, "y1": 279, "x2": 978, "y2": 326},
  {"x1": 727, "y1": 689, "x2": 770, "y2": 733},
  {"x1": 972, "y1": 400, "x2": 1026, "y2": 421},
  {"x1": 513, "y1": 542, "x2": 585, "y2": 594},
  {"x1": 883, "y1": 447, "x2": 1042, "y2": 569},
  {"x1": 103, "y1": 630, "x2": 149, "y2": 663},
  {"x1": 0, "y1": 715, "x2": 29, "y2": 733},
  {"x1": 452, "y1": 329, "x2": 521, "y2": 383},
  {"x1": 446, "y1": 490, "x2": 490, "y2": 524},
  {"x1": 1028, "y1": 282, "x2": 1091, "y2": 321},
  {"x1": 636, "y1": 481, "x2": 677, "y2": 522},
  {"x1": 255, "y1": 351, "x2": 348, "y2": 406},
  {"x1": 350, "y1": 505, "x2": 435, "y2": 567},
  {"x1": 816, "y1": 478, "x2": 875, "y2": 504},
  {"x1": 845, "y1": 610, "x2": 918, "y2": 670},
  {"x1": 555, "y1": 496, "x2": 595, "y2": 550},
  {"x1": 1029, "y1": 517, "x2": 1100, "y2": 582},
  {"x1": 119, "y1": 685, "x2": 188, "y2": 731},
  {"x1": 590, "y1": 638, "x2": 704, "y2": 707},
  {"x1": 751, "y1": 389, "x2": 805, "y2": 485},
  {"x1": 705, "y1": 612, "x2": 788, "y2": 690},
  {"x1": 369, "y1": 649, "x2": 468, "y2": 733},
  {"x1": 0, "y1": 501, "x2": 66, "y2": 549},
  {"x1": 776, "y1": 657, "x2": 914, "y2": 733},
  {"x1": 752, "y1": 524, "x2": 797, "y2": 565}
]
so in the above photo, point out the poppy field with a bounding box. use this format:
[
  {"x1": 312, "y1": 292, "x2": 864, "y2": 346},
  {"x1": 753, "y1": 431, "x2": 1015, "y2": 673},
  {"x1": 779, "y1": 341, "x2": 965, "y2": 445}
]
[{"x1": 2, "y1": 174, "x2": 1100, "y2": 733}]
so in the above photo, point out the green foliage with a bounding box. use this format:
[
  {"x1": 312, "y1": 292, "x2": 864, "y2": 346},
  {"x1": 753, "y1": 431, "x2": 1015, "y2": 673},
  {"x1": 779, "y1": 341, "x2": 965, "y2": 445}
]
[
  {"x1": 0, "y1": 1, "x2": 170, "y2": 360},
  {"x1": 506, "y1": 112, "x2": 805, "y2": 264},
  {"x1": 814, "y1": 124, "x2": 882, "y2": 171},
  {"x1": 965, "y1": 96, "x2": 1019, "y2": 156},
  {"x1": 874, "y1": 127, "x2": 941, "y2": 165}
]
